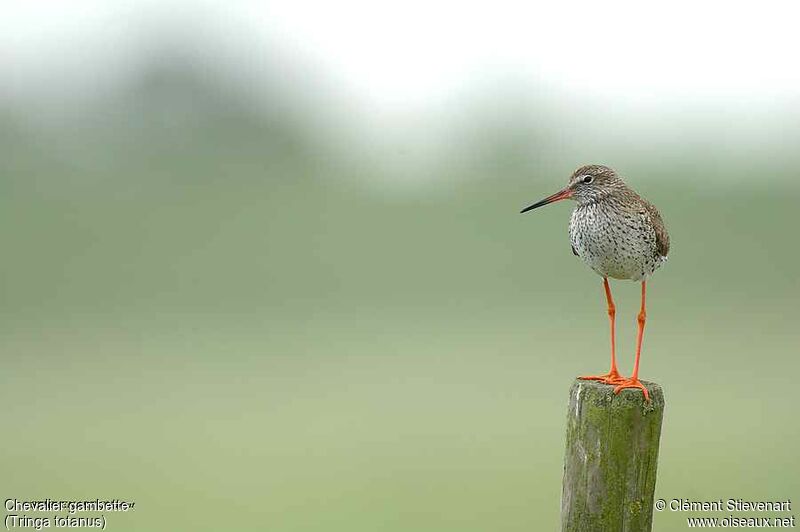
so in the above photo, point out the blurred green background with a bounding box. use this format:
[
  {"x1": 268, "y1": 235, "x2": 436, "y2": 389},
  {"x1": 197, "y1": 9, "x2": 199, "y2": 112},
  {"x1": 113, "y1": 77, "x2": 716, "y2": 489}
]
[{"x1": 2, "y1": 3, "x2": 799, "y2": 531}]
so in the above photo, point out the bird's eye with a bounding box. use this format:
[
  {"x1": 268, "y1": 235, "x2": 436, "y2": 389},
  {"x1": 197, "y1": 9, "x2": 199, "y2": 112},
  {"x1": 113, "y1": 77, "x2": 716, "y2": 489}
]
[{"x1": 582, "y1": 175, "x2": 593, "y2": 184}]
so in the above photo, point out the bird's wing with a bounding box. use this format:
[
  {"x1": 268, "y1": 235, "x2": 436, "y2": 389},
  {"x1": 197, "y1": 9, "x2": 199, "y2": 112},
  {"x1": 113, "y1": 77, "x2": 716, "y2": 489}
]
[
  {"x1": 571, "y1": 244, "x2": 578, "y2": 256},
  {"x1": 641, "y1": 200, "x2": 670, "y2": 257}
]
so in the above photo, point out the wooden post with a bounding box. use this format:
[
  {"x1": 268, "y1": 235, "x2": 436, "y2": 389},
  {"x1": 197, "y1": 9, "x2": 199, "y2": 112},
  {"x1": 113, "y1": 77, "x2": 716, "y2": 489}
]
[{"x1": 561, "y1": 379, "x2": 665, "y2": 532}]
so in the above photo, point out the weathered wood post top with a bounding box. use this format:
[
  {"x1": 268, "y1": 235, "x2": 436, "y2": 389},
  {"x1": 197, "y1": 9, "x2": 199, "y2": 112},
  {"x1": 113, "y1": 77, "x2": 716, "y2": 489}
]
[{"x1": 561, "y1": 378, "x2": 665, "y2": 532}]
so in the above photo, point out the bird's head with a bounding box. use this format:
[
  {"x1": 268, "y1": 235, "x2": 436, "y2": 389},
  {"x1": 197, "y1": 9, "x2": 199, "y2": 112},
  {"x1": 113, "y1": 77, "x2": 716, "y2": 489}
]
[{"x1": 520, "y1": 164, "x2": 627, "y2": 213}]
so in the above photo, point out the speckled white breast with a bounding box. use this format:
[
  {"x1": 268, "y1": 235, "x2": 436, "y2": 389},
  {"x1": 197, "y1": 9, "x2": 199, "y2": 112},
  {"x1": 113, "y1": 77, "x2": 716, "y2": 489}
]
[{"x1": 569, "y1": 202, "x2": 665, "y2": 281}]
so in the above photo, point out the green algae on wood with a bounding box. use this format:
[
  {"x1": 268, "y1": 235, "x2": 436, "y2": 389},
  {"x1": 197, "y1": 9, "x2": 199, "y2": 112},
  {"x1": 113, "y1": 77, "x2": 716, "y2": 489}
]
[{"x1": 561, "y1": 378, "x2": 665, "y2": 532}]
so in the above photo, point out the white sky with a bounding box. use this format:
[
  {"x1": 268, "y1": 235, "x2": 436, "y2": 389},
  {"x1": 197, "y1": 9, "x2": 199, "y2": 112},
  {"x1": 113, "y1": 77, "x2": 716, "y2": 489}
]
[
  {"x1": 2, "y1": 0, "x2": 799, "y2": 191},
  {"x1": 2, "y1": 0, "x2": 800, "y2": 108},
  {"x1": 245, "y1": 0, "x2": 800, "y2": 104}
]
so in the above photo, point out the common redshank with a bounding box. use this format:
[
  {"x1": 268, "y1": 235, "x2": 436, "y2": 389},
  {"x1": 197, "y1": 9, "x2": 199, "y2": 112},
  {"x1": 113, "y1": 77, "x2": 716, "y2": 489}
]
[{"x1": 520, "y1": 165, "x2": 670, "y2": 401}]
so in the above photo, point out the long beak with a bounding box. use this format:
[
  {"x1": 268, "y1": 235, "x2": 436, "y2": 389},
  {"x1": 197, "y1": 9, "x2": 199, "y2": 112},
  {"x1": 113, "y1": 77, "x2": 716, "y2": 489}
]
[{"x1": 520, "y1": 187, "x2": 573, "y2": 213}]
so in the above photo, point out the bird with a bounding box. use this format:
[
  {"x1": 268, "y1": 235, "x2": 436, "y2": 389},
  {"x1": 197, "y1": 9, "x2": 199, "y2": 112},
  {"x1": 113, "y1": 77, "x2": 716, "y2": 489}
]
[{"x1": 520, "y1": 165, "x2": 670, "y2": 401}]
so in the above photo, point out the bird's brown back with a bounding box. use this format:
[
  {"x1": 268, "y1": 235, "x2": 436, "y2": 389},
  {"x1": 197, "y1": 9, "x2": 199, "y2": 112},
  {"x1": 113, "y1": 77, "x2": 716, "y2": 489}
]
[{"x1": 640, "y1": 200, "x2": 670, "y2": 257}]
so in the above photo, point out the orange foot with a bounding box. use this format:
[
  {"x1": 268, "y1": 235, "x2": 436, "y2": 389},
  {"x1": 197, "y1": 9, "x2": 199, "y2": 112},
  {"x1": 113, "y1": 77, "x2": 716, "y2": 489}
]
[
  {"x1": 578, "y1": 371, "x2": 625, "y2": 385},
  {"x1": 613, "y1": 378, "x2": 650, "y2": 402}
]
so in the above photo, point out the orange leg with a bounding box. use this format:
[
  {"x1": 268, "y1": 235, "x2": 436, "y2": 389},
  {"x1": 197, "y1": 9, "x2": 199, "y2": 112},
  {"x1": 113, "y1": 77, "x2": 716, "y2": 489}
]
[
  {"x1": 580, "y1": 278, "x2": 624, "y2": 385},
  {"x1": 614, "y1": 280, "x2": 650, "y2": 401}
]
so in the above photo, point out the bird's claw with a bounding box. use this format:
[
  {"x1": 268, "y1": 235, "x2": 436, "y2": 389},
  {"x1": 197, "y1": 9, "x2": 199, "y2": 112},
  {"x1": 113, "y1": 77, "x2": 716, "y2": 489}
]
[
  {"x1": 613, "y1": 378, "x2": 650, "y2": 402},
  {"x1": 579, "y1": 371, "x2": 626, "y2": 385}
]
